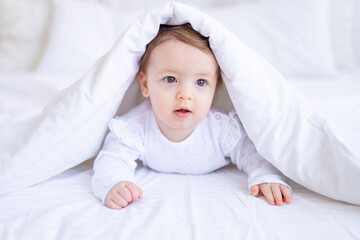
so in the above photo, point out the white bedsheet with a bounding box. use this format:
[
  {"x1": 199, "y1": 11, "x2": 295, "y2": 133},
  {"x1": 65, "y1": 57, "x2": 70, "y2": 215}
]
[
  {"x1": 1, "y1": 160, "x2": 359, "y2": 240},
  {"x1": 0, "y1": 71, "x2": 360, "y2": 240}
]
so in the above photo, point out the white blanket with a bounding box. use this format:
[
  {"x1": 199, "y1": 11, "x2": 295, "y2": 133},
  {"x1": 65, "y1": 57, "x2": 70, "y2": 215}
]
[{"x1": 0, "y1": 2, "x2": 359, "y2": 205}]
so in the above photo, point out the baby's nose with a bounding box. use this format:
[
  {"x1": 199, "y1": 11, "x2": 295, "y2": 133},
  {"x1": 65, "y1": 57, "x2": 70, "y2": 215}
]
[{"x1": 176, "y1": 87, "x2": 193, "y2": 101}]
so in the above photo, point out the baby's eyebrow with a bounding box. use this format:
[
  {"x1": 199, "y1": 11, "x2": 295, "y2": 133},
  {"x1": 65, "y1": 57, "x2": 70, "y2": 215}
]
[
  {"x1": 195, "y1": 72, "x2": 212, "y2": 77},
  {"x1": 158, "y1": 68, "x2": 215, "y2": 79},
  {"x1": 158, "y1": 68, "x2": 179, "y2": 75}
]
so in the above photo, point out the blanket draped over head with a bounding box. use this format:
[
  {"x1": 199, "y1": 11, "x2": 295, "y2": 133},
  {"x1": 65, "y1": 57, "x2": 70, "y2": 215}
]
[{"x1": 0, "y1": 2, "x2": 359, "y2": 204}]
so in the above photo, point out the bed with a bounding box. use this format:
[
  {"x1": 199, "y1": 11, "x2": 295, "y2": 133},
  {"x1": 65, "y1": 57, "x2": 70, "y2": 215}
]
[{"x1": 1, "y1": 0, "x2": 360, "y2": 239}]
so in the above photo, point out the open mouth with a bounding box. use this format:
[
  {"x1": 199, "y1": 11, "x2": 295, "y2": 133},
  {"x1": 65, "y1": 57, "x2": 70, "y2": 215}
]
[
  {"x1": 175, "y1": 109, "x2": 191, "y2": 113},
  {"x1": 174, "y1": 108, "x2": 192, "y2": 118}
]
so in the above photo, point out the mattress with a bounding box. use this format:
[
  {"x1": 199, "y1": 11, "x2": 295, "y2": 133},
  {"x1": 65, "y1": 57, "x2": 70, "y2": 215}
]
[{"x1": 0, "y1": 71, "x2": 359, "y2": 240}]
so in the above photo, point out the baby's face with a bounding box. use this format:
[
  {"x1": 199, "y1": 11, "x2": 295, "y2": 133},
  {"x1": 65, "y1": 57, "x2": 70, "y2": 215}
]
[{"x1": 139, "y1": 39, "x2": 218, "y2": 142}]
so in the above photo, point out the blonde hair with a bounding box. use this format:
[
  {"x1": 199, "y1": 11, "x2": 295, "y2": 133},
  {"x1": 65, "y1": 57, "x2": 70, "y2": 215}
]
[{"x1": 138, "y1": 23, "x2": 222, "y2": 82}]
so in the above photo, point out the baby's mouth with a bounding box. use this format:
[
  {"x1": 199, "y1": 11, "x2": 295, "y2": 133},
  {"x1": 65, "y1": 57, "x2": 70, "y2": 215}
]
[
  {"x1": 174, "y1": 108, "x2": 192, "y2": 118},
  {"x1": 175, "y1": 108, "x2": 191, "y2": 113}
]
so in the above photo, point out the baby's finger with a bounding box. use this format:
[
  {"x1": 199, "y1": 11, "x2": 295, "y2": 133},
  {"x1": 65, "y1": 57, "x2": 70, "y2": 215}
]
[
  {"x1": 280, "y1": 185, "x2": 292, "y2": 203},
  {"x1": 138, "y1": 187, "x2": 143, "y2": 199},
  {"x1": 250, "y1": 185, "x2": 260, "y2": 197},
  {"x1": 118, "y1": 185, "x2": 133, "y2": 203},
  {"x1": 106, "y1": 199, "x2": 122, "y2": 210},
  {"x1": 260, "y1": 184, "x2": 275, "y2": 205},
  {"x1": 125, "y1": 183, "x2": 140, "y2": 202},
  {"x1": 270, "y1": 184, "x2": 283, "y2": 206},
  {"x1": 112, "y1": 191, "x2": 130, "y2": 207}
]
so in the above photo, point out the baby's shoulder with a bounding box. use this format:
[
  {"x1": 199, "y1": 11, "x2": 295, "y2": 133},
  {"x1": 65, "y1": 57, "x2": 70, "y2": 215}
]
[
  {"x1": 109, "y1": 100, "x2": 151, "y2": 136},
  {"x1": 207, "y1": 105, "x2": 240, "y2": 127},
  {"x1": 120, "y1": 100, "x2": 152, "y2": 121},
  {"x1": 207, "y1": 106, "x2": 244, "y2": 153}
]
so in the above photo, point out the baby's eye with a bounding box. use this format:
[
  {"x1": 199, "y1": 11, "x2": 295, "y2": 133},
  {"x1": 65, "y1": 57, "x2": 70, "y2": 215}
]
[
  {"x1": 164, "y1": 76, "x2": 177, "y2": 84},
  {"x1": 195, "y1": 79, "x2": 207, "y2": 87}
]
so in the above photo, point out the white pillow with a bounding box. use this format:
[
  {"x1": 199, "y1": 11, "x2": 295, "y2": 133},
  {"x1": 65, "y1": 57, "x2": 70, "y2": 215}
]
[
  {"x1": 205, "y1": 0, "x2": 336, "y2": 75},
  {"x1": 36, "y1": 0, "x2": 116, "y2": 78},
  {"x1": 1, "y1": 2, "x2": 359, "y2": 206}
]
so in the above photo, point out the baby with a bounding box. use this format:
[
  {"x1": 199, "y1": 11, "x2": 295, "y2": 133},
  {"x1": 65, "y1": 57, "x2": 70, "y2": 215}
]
[{"x1": 92, "y1": 23, "x2": 292, "y2": 209}]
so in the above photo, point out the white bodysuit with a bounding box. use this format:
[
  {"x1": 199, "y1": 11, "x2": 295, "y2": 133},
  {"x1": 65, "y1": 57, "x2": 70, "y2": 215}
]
[{"x1": 92, "y1": 100, "x2": 288, "y2": 203}]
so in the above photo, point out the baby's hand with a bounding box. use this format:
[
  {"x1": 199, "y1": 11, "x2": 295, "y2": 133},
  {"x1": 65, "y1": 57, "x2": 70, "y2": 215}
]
[
  {"x1": 105, "y1": 181, "x2": 143, "y2": 209},
  {"x1": 250, "y1": 183, "x2": 292, "y2": 206}
]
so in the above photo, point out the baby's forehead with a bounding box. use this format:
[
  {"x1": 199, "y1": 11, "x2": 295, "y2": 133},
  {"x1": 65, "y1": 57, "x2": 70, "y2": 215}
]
[
  {"x1": 151, "y1": 38, "x2": 215, "y2": 60},
  {"x1": 154, "y1": 32, "x2": 214, "y2": 54},
  {"x1": 148, "y1": 41, "x2": 218, "y2": 77},
  {"x1": 151, "y1": 40, "x2": 215, "y2": 61}
]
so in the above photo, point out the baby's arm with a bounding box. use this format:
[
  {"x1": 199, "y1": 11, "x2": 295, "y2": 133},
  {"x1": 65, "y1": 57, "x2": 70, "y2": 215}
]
[
  {"x1": 244, "y1": 155, "x2": 292, "y2": 205},
  {"x1": 228, "y1": 122, "x2": 291, "y2": 205},
  {"x1": 92, "y1": 129, "x2": 142, "y2": 207},
  {"x1": 240, "y1": 144, "x2": 292, "y2": 205}
]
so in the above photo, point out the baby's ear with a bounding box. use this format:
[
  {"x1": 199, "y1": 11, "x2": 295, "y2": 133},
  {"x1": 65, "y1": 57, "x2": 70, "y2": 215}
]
[{"x1": 138, "y1": 71, "x2": 149, "y2": 97}]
